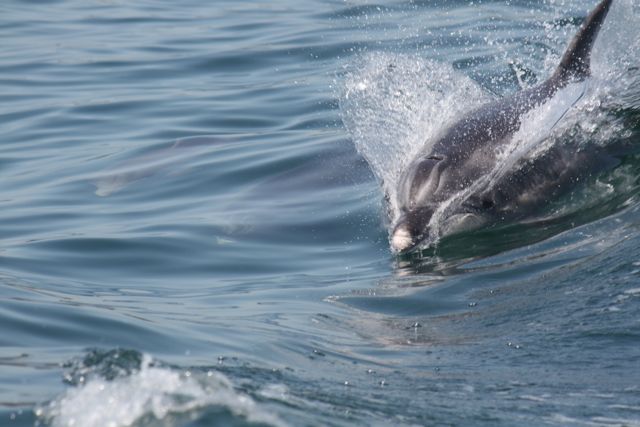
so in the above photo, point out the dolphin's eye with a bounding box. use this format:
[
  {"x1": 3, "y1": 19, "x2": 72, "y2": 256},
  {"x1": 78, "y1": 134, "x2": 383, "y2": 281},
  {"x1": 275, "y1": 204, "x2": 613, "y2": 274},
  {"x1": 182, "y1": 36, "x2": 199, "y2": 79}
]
[{"x1": 426, "y1": 155, "x2": 443, "y2": 161}]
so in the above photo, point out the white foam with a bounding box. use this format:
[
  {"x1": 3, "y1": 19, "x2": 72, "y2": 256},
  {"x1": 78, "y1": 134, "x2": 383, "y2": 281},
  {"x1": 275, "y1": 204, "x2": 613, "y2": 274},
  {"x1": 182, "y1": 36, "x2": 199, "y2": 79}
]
[{"x1": 37, "y1": 355, "x2": 287, "y2": 427}]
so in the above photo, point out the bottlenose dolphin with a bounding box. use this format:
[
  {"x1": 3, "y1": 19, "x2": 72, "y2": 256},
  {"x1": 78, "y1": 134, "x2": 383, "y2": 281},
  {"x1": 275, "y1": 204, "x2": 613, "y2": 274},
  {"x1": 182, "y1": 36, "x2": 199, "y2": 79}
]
[
  {"x1": 93, "y1": 135, "x2": 244, "y2": 197},
  {"x1": 391, "y1": 0, "x2": 614, "y2": 253}
]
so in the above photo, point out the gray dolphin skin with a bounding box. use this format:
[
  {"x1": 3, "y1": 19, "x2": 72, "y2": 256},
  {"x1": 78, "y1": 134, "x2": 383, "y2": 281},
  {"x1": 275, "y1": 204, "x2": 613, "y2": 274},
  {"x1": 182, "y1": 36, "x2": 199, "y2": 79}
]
[{"x1": 391, "y1": 0, "x2": 614, "y2": 253}]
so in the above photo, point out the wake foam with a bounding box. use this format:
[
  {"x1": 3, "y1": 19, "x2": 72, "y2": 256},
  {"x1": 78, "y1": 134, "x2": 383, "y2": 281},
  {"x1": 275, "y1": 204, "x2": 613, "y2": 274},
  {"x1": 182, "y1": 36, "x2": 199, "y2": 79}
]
[{"x1": 36, "y1": 350, "x2": 286, "y2": 427}]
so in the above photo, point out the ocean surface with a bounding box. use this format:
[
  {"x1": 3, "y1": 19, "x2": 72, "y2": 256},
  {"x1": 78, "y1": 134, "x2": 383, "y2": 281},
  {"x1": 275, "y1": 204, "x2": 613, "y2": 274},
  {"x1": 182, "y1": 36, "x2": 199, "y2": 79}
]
[{"x1": 2, "y1": 0, "x2": 640, "y2": 426}]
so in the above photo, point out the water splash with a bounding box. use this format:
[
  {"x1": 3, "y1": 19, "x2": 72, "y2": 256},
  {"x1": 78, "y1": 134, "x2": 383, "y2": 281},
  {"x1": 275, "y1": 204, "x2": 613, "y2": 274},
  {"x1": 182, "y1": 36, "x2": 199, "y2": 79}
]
[
  {"x1": 339, "y1": 52, "x2": 489, "y2": 222},
  {"x1": 339, "y1": 0, "x2": 640, "y2": 250}
]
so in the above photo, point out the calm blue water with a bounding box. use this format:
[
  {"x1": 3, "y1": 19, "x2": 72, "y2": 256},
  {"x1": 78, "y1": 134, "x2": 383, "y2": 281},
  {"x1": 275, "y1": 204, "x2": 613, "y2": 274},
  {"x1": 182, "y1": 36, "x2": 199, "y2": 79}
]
[{"x1": 2, "y1": 0, "x2": 640, "y2": 426}]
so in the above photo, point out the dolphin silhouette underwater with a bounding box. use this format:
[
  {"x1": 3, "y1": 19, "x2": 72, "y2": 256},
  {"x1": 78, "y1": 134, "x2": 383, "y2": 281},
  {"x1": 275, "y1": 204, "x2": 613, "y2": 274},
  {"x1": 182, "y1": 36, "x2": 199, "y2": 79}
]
[{"x1": 390, "y1": 0, "x2": 615, "y2": 253}]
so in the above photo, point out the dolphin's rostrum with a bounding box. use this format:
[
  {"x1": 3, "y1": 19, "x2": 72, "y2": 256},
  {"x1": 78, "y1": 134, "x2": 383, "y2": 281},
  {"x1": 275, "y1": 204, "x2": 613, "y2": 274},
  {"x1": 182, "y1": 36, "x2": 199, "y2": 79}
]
[{"x1": 391, "y1": 0, "x2": 614, "y2": 253}]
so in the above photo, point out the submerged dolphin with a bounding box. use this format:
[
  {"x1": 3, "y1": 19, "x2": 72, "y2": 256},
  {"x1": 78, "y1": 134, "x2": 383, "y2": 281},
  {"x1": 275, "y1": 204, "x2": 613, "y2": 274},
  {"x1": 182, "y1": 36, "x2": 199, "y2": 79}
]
[
  {"x1": 391, "y1": 0, "x2": 614, "y2": 253},
  {"x1": 93, "y1": 135, "x2": 243, "y2": 197}
]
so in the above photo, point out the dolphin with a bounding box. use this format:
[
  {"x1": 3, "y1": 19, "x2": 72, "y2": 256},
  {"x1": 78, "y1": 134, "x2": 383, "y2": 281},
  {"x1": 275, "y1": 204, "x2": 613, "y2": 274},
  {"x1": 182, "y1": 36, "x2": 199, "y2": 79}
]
[
  {"x1": 391, "y1": 0, "x2": 614, "y2": 253},
  {"x1": 93, "y1": 135, "x2": 245, "y2": 197}
]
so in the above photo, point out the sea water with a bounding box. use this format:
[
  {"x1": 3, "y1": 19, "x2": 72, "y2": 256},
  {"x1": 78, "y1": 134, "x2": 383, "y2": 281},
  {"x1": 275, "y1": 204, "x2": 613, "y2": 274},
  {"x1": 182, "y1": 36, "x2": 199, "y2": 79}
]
[{"x1": 1, "y1": 1, "x2": 640, "y2": 426}]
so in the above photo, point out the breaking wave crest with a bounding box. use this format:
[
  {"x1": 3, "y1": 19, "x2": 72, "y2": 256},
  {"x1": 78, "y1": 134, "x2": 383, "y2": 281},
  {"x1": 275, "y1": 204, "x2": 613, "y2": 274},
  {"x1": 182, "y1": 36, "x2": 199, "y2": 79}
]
[{"x1": 36, "y1": 349, "x2": 286, "y2": 427}]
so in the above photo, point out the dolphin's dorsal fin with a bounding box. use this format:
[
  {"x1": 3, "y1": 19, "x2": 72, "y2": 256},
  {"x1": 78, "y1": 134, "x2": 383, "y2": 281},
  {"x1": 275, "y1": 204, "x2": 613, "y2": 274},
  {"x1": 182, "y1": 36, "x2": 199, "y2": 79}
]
[{"x1": 552, "y1": 0, "x2": 613, "y2": 86}]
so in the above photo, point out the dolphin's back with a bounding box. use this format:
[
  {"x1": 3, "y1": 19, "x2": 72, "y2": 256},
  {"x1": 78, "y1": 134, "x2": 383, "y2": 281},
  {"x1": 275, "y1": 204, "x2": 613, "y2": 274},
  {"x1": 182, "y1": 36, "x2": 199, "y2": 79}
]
[
  {"x1": 419, "y1": 0, "x2": 614, "y2": 168},
  {"x1": 433, "y1": 0, "x2": 614, "y2": 159},
  {"x1": 553, "y1": 0, "x2": 613, "y2": 85},
  {"x1": 430, "y1": 81, "x2": 556, "y2": 159}
]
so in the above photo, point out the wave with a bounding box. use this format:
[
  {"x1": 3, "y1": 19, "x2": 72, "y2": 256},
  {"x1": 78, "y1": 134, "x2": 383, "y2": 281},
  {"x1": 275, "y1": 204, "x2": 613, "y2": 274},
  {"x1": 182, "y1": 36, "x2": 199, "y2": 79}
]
[{"x1": 36, "y1": 349, "x2": 286, "y2": 427}]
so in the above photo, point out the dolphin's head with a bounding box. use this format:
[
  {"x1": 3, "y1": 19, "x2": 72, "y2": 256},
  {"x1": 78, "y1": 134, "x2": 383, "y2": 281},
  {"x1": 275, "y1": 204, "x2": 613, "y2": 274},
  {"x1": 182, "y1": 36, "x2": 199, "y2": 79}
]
[
  {"x1": 391, "y1": 154, "x2": 446, "y2": 253},
  {"x1": 391, "y1": 153, "x2": 490, "y2": 253}
]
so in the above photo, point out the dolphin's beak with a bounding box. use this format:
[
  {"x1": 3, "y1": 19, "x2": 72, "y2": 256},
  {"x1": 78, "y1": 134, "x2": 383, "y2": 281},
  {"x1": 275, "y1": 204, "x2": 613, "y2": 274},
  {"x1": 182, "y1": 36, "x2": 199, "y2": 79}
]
[
  {"x1": 390, "y1": 208, "x2": 433, "y2": 253},
  {"x1": 391, "y1": 224, "x2": 414, "y2": 253}
]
